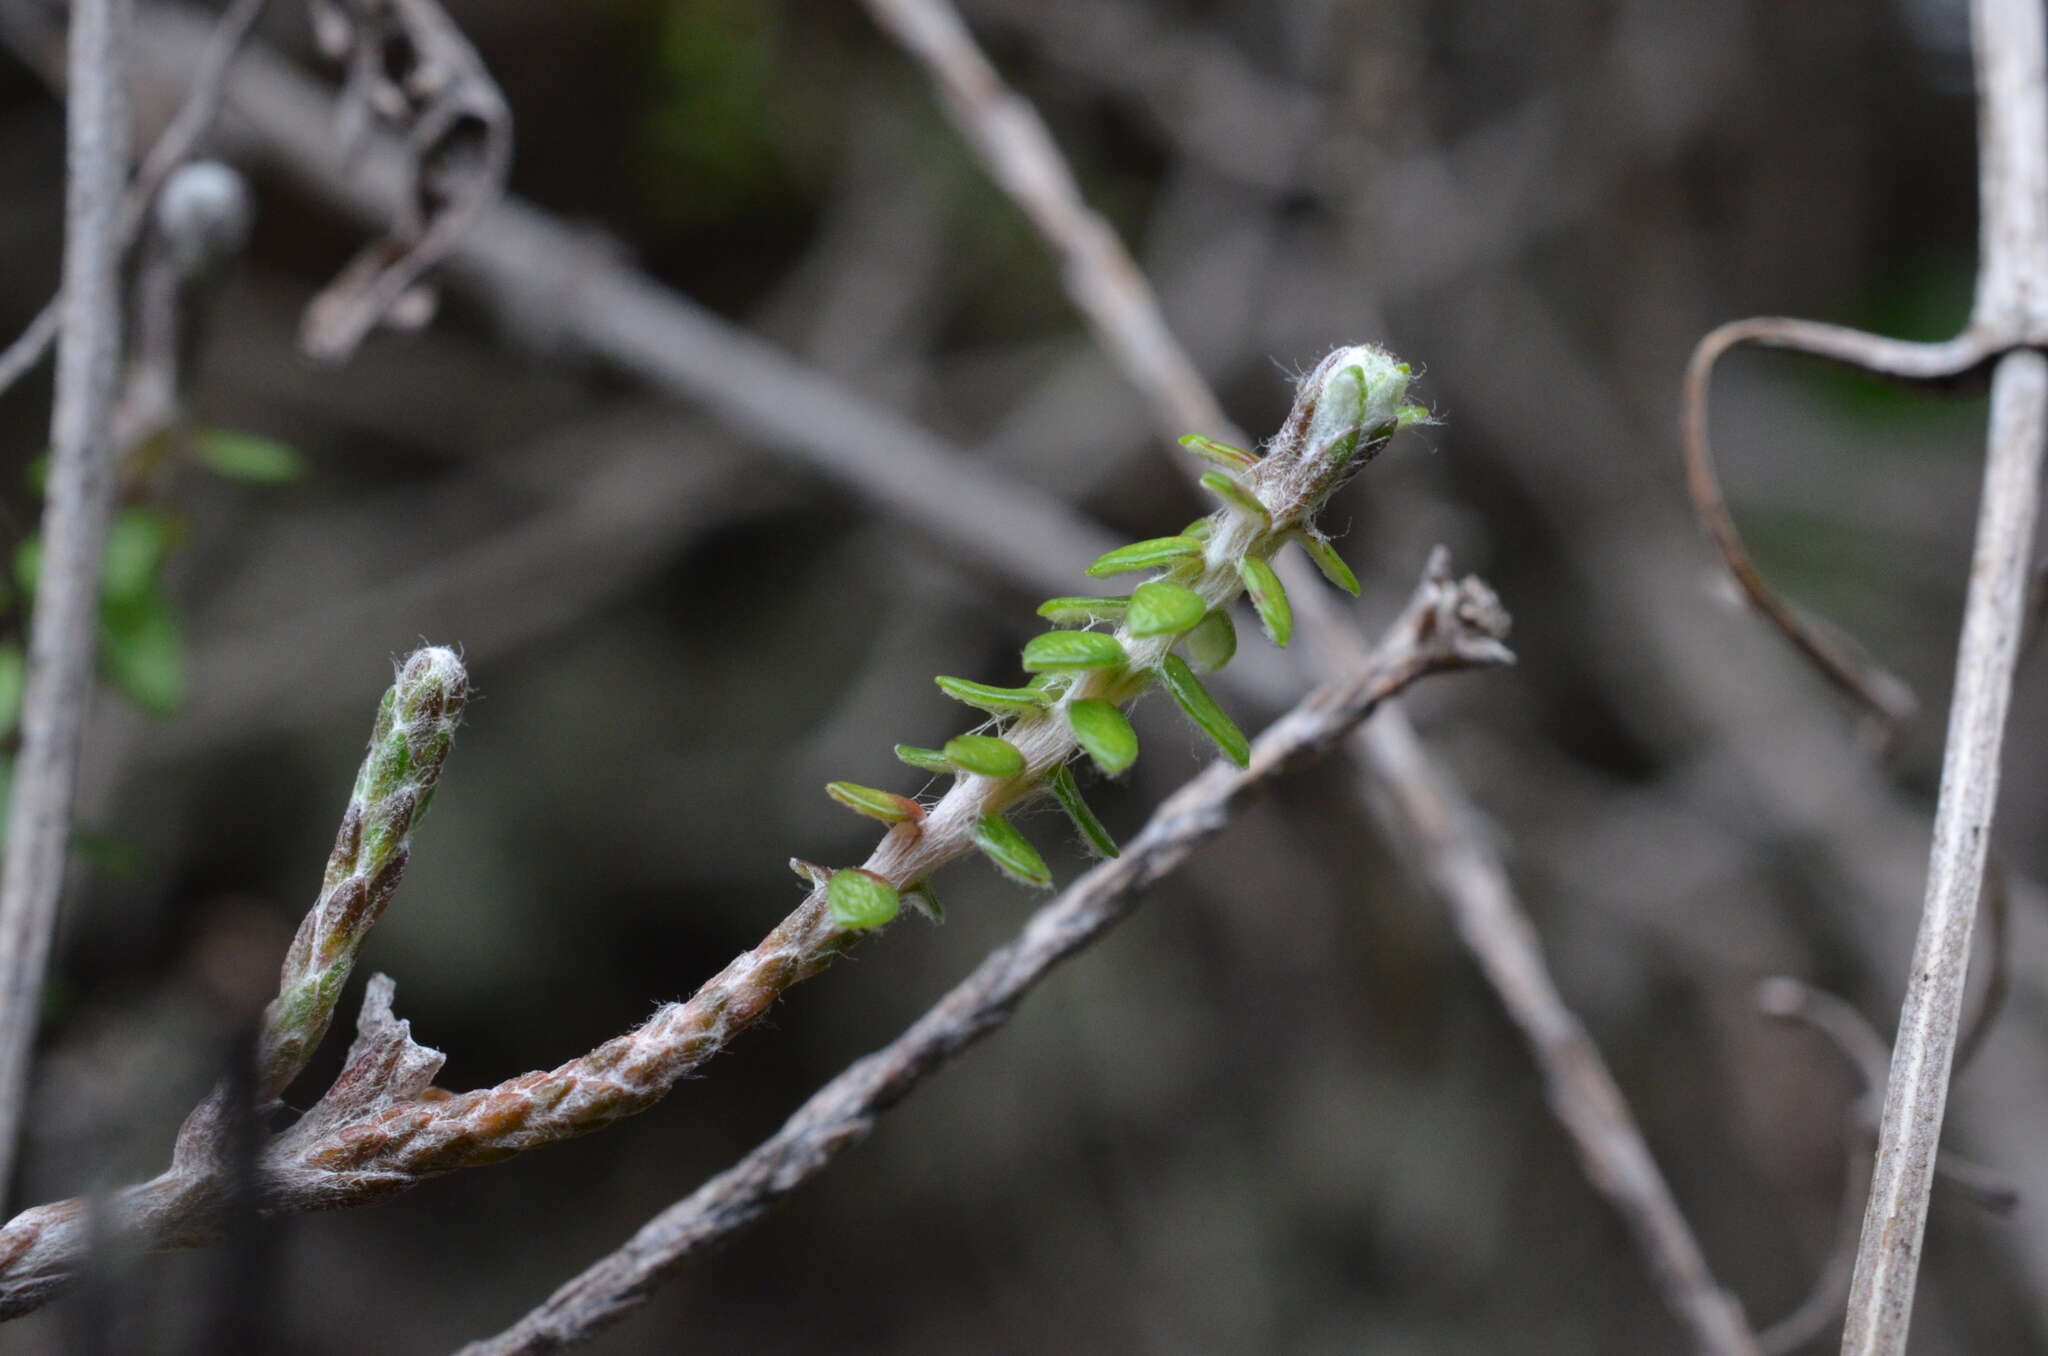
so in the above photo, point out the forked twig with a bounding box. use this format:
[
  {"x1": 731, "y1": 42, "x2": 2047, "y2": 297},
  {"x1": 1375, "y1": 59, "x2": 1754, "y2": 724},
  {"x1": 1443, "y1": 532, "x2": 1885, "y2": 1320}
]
[{"x1": 456, "y1": 551, "x2": 1512, "y2": 1356}]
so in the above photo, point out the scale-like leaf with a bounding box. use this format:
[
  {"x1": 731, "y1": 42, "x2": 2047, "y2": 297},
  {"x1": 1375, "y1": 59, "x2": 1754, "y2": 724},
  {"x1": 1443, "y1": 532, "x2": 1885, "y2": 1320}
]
[
  {"x1": 1182, "y1": 610, "x2": 1237, "y2": 672},
  {"x1": 974, "y1": 812, "x2": 1052, "y2": 888},
  {"x1": 1049, "y1": 765, "x2": 1118, "y2": 858},
  {"x1": 828, "y1": 869, "x2": 901, "y2": 929},
  {"x1": 936, "y1": 675, "x2": 1050, "y2": 714},
  {"x1": 1125, "y1": 580, "x2": 1207, "y2": 637},
  {"x1": 1158, "y1": 654, "x2": 1249, "y2": 767},
  {"x1": 1021, "y1": 631, "x2": 1128, "y2": 672},
  {"x1": 1084, "y1": 536, "x2": 1203, "y2": 578},
  {"x1": 825, "y1": 781, "x2": 919, "y2": 823},
  {"x1": 945, "y1": 734, "x2": 1026, "y2": 778},
  {"x1": 1066, "y1": 697, "x2": 1138, "y2": 776},
  {"x1": 1238, "y1": 556, "x2": 1293, "y2": 648}
]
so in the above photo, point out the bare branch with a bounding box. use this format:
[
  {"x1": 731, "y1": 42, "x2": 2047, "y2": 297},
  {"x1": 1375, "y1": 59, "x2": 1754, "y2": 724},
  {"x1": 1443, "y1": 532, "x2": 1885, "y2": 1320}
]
[
  {"x1": 455, "y1": 551, "x2": 1511, "y2": 1356},
  {"x1": 0, "y1": 0, "x2": 131, "y2": 1206},
  {"x1": 0, "y1": 0, "x2": 269, "y2": 405}
]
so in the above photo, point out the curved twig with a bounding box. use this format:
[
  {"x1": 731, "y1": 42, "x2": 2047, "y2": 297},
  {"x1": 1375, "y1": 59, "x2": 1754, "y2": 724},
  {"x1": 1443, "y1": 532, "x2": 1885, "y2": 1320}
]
[{"x1": 1680, "y1": 317, "x2": 1995, "y2": 736}]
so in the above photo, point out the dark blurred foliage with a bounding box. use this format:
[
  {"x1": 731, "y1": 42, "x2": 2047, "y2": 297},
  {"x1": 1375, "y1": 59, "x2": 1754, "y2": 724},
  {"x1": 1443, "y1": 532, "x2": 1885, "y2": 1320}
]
[{"x1": 1, "y1": 0, "x2": 2045, "y2": 1352}]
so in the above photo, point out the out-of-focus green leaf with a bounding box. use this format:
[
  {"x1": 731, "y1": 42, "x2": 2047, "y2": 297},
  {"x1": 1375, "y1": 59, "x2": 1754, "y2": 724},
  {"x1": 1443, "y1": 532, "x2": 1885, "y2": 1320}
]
[
  {"x1": 100, "y1": 586, "x2": 186, "y2": 714},
  {"x1": 193, "y1": 429, "x2": 308, "y2": 484},
  {"x1": 1182, "y1": 609, "x2": 1237, "y2": 672},
  {"x1": 102, "y1": 507, "x2": 172, "y2": 602},
  {"x1": 0, "y1": 643, "x2": 23, "y2": 736}
]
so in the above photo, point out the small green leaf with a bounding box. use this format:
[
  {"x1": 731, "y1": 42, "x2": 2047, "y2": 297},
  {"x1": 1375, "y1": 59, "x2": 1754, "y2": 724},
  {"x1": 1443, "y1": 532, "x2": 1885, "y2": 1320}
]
[
  {"x1": 1178, "y1": 433, "x2": 1257, "y2": 470},
  {"x1": 944, "y1": 734, "x2": 1026, "y2": 779},
  {"x1": 100, "y1": 587, "x2": 185, "y2": 714},
  {"x1": 974, "y1": 812, "x2": 1052, "y2": 889},
  {"x1": 1084, "y1": 536, "x2": 1203, "y2": 578},
  {"x1": 828, "y1": 868, "x2": 901, "y2": 929},
  {"x1": 1238, "y1": 556, "x2": 1293, "y2": 648},
  {"x1": 101, "y1": 507, "x2": 171, "y2": 603},
  {"x1": 904, "y1": 880, "x2": 945, "y2": 922},
  {"x1": 825, "y1": 781, "x2": 920, "y2": 823},
  {"x1": 895, "y1": 744, "x2": 954, "y2": 774},
  {"x1": 1183, "y1": 518, "x2": 1216, "y2": 540},
  {"x1": 1124, "y1": 580, "x2": 1207, "y2": 637},
  {"x1": 1066, "y1": 698, "x2": 1138, "y2": 776},
  {"x1": 1182, "y1": 609, "x2": 1237, "y2": 672},
  {"x1": 15, "y1": 538, "x2": 38, "y2": 597},
  {"x1": 1396, "y1": 403, "x2": 1433, "y2": 429},
  {"x1": 1199, "y1": 471, "x2": 1270, "y2": 528},
  {"x1": 936, "y1": 675, "x2": 1050, "y2": 714},
  {"x1": 789, "y1": 857, "x2": 832, "y2": 887},
  {"x1": 1048, "y1": 764, "x2": 1118, "y2": 858},
  {"x1": 1158, "y1": 654, "x2": 1249, "y2": 767},
  {"x1": 1296, "y1": 532, "x2": 1360, "y2": 596},
  {"x1": 1021, "y1": 631, "x2": 1127, "y2": 673},
  {"x1": 1037, "y1": 595, "x2": 1129, "y2": 626},
  {"x1": 194, "y1": 428, "x2": 307, "y2": 483},
  {"x1": 0, "y1": 643, "x2": 22, "y2": 737}
]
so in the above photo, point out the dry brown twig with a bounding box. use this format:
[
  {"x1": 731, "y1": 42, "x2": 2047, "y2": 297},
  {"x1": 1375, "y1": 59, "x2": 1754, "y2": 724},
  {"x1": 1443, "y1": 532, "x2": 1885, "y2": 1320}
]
[
  {"x1": 859, "y1": 3, "x2": 1759, "y2": 1350},
  {"x1": 0, "y1": 0, "x2": 132, "y2": 1208},
  {"x1": 458, "y1": 548, "x2": 1512, "y2": 1356},
  {"x1": 298, "y1": 0, "x2": 511, "y2": 361},
  {"x1": 0, "y1": 556, "x2": 1508, "y2": 1323},
  {"x1": 1684, "y1": 0, "x2": 2048, "y2": 1349}
]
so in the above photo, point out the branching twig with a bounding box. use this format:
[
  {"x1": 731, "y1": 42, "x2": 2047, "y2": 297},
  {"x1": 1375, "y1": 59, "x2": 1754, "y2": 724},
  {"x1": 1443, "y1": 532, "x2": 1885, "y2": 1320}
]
[
  {"x1": 0, "y1": 0, "x2": 269, "y2": 406},
  {"x1": 0, "y1": 0, "x2": 131, "y2": 1206},
  {"x1": 861, "y1": 4, "x2": 1757, "y2": 1349},
  {"x1": 457, "y1": 549, "x2": 1512, "y2": 1356}
]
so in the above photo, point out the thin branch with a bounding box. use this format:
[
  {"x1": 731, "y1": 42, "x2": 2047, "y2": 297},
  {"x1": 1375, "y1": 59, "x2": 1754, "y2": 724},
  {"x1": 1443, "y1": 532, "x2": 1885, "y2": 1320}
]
[
  {"x1": 0, "y1": 0, "x2": 131, "y2": 1205},
  {"x1": 104, "y1": 19, "x2": 1753, "y2": 1349},
  {"x1": 0, "y1": 0, "x2": 269, "y2": 405},
  {"x1": 455, "y1": 551, "x2": 1512, "y2": 1356},
  {"x1": 861, "y1": 4, "x2": 1757, "y2": 1349}
]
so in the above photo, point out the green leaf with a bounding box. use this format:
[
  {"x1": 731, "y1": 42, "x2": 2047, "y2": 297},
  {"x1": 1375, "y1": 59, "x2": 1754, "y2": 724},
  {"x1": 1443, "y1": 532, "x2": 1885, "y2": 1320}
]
[
  {"x1": 904, "y1": 880, "x2": 945, "y2": 922},
  {"x1": 944, "y1": 734, "x2": 1026, "y2": 779},
  {"x1": 1199, "y1": 471, "x2": 1270, "y2": 528},
  {"x1": 1066, "y1": 697, "x2": 1138, "y2": 776},
  {"x1": 14, "y1": 538, "x2": 38, "y2": 598},
  {"x1": 936, "y1": 675, "x2": 1050, "y2": 714},
  {"x1": 1296, "y1": 531, "x2": 1360, "y2": 596},
  {"x1": 1396, "y1": 403, "x2": 1433, "y2": 429},
  {"x1": 828, "y1": 868, "x2": 901, "y2": 929},
  {"x1": 1084, "y1": 535, "x2": 1203, "y2": 578},
  {"x1": 1238, "y1": 556, "x2": 1293, "y2": 648},
  {"x1": 101, "y1": 507, "x2": 172, "y2": 603},
  {"x1": 1020, "y1": 630, "x2": 1127, "y2": 673},
  {"x1": 194, "y1": 428, "x2": 308, "y2": 483},
  {"x1": 1048, "y1": 764, "x2": 1118, "y2": 858},
  {"x1": 974, "y1": 812, "x2": 1052, "y2": 888},
  {"x1": 825, "y1": 781, "x2": 919, "y2": 823},
  {"x1": 1183, "y1": 518, "x2": 1216, "y2": 540},
  {"x1": 1158, "y1": 654, "x2": 1249, "y2": 767},
  {"x1": 895, "y1": 743, "x2": 954, "y2": 774},
  {"x1": 100, "y1": 587, "x2": 185, "y2": 714},
  {"x1": 1182, "y1": 609, "x2": 1237, "y2": 672},
  {"x1": 1124, "y1": 580, "x2": 1207, "y2": 638},
  {"x1": 1037, "y1": 595, "x2": 1129, "y2": 626},
  {"x1": 0, "y1": 643, "x2": 22, "y2": 737},
  {"x1": 1178, "y1": 433, "x2": 1257, "y2": 470}
]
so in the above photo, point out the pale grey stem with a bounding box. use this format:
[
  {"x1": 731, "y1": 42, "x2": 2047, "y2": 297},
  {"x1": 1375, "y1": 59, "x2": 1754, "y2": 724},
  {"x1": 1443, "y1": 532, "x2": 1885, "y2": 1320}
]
[
  {"x1": 859, "y1": 4, "x2": 1754, "y2": 1349},
  {"x1": 1841, "y1": 350, "x2": 2048, "y2": 1353},
  {"x1": 1840, "y1": 0, "x2": 2048, "y2": 1347},
  {"x1": 455, "y1": 553, "x2": 1513, "y2": 1356},
  {"x1": 0, "y1": 0, "x2": 130, "y2": 1206}
]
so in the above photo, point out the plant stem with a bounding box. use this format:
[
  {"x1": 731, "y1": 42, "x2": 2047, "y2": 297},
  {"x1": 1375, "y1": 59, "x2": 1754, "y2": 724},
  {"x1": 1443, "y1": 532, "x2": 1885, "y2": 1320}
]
[{"x1": 0, "y1": 0, "x2": 129, "y2": 1207}]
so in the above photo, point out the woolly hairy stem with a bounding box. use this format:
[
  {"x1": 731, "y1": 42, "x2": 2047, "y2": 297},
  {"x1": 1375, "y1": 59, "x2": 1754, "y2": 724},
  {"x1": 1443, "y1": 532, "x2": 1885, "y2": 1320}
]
[
  {"x1": 258, "y1": 647, "x2": 468, "y2": 1103},
  {"x1": 452, "y1": 550, "x2": 1512, "y2": 1355}
]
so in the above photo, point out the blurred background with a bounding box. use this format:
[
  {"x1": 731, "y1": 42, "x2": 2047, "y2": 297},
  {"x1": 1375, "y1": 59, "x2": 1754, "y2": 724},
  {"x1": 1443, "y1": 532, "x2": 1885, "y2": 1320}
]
[{"x1": 0, "y1": 0, "x2": 2043, "y2": 1351}]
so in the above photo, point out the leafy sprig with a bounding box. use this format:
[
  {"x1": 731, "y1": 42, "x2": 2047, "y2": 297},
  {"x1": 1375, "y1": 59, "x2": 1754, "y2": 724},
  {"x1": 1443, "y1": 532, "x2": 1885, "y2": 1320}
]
[{"x1": 814, "y1": 345, "x2": 1431, "y2": 928}]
